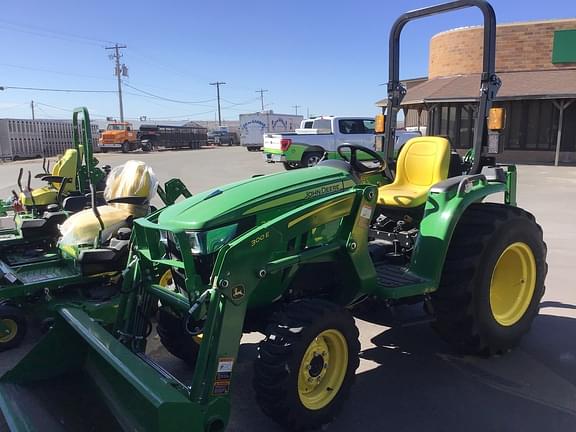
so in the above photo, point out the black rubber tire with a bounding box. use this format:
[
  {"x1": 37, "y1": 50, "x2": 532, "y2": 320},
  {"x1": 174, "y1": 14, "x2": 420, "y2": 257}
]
[
  {"x1": 157, "y1": 308, "x2": 200, "y2": 367},
  {"x1": 282, "y1": 161, "x2": 300, "y2": 170},
  {"x1": 432, "y1": 203, "x2": 547, "y2": 355},
  {"x1": 301, "y1": 152, "x2": 323, "y2": 168},
  {"x1": 253, "y1": 299, "x2": 360, "y2": 430},
  {"x1": 121, "y1": 141, "x2": 130, "y2": 153},
  {"x1": 0, "y1": 305, "x2": 27, "y2": 352}
]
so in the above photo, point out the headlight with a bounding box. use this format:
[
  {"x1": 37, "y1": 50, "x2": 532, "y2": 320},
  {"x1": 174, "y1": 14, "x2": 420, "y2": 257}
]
[{"x1": 186, "y1": 224, "x2": 238, "y2": 255}]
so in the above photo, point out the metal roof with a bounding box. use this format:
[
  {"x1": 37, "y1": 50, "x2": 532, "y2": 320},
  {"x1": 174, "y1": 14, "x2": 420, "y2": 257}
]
[{"x1": 376, "y1": 69, "x2": 576, "y2": 107}]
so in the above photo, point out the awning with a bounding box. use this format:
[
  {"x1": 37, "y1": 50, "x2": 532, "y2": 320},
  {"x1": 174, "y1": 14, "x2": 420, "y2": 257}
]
[{"x1": 376, "y1": 69, "x2": 576, "y2": 107}]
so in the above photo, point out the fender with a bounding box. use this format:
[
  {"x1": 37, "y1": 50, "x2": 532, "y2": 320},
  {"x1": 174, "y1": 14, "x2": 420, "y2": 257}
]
[{"x1": 410, "y1": 175, "x2": 507, "y2": 287}]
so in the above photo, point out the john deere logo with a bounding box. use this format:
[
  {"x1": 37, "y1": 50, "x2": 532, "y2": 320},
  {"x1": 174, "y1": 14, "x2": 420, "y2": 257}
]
[{"x1": 232, "y1": 285, "x2": 245, "y2": 300}]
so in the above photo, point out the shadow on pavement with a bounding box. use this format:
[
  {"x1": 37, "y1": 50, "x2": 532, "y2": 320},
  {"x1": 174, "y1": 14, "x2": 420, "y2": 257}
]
[
  {"x1": 1, "y1": 304, "x2": 575, "y2": 432},
  {"x1": 336, "y1": 305, "x2": 576, "y2": 432},
  {"x1": 164, "y1": 302, "x2": 576, "y2": 432}
]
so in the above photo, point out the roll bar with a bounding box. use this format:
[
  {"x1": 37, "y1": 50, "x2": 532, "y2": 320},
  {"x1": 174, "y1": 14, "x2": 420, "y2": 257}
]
[
  {"x1": 72, "y1": 107, "x2": 96, "y2": 192},
  {"x1": 383, "y1": 0, "x2": 501, "y2": 175}
]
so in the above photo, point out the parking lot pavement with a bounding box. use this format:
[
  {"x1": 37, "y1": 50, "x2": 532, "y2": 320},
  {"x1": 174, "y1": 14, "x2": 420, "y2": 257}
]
[{"x1": 0, "y1": 147, "x2": 575, "y2": 431}]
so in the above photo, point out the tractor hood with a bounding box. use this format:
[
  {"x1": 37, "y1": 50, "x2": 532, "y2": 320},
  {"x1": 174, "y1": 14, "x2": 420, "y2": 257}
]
[{"x1": 158, "y1": 165, "x2": 355, "y2": 231}]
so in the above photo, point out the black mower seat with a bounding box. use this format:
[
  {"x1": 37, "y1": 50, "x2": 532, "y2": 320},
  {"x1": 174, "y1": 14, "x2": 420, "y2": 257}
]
[{"x1": 20, "y1": 211, "x2": 68, "y2": 239}]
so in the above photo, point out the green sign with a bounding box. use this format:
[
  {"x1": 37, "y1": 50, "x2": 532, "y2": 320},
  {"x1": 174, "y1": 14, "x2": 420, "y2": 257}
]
[{"x1": 552, "y1": 29, "x2": 576, "y2": 64}]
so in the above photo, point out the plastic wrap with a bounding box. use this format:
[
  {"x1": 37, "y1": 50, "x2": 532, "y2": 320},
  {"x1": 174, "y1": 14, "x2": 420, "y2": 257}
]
[
  {"x1": 59, "y1": 206, "x2": 133, "y2": 249},
  {"x1": 59, "y1": 160, "x2": 158, "y2": 248},
  {"x1": 104, "y1": 160, "x2": 158, "y2": 216}
]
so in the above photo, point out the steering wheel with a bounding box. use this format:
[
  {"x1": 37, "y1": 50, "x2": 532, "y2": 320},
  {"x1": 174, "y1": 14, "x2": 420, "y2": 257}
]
[{"x1": 337, "y1": 144, "x2": 385, "y2": 174}]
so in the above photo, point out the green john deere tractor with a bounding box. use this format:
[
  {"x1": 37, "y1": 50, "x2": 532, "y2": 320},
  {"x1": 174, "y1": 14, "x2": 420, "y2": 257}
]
[
  {"x1": 0, "y1": 1, "x2": 547, "y2": 431},
  {"x1": 0, "y1": 107, "x2": 110, "y2": 243}
]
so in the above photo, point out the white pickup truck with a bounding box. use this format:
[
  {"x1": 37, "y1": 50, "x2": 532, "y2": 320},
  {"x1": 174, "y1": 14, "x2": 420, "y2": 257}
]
[{"x1": 262, "y1": 116, "x2": 376, "y2": 169}]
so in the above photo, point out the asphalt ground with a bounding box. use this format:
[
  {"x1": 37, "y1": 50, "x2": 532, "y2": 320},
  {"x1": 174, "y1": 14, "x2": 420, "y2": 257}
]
[{"x1": 0, "y1": 146, "x2": 575, "y2": 431}]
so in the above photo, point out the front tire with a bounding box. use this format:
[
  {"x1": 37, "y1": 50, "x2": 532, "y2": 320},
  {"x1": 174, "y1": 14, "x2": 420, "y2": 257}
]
[
  {"x1": 157, "y1": 308, "x2": 200, "y2": 367},
  {"x1": 432, "y1": 203, "x2": 547, "y2": 355},
  {"x1": 253, "y1": 299, "x2": 360, "y2": 430},
  {"x1": 0, "y1": 305, "x2": 27, "y2": 352}
]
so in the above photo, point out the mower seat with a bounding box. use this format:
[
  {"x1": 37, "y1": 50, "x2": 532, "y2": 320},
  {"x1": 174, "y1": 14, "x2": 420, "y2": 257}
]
[
  {"x1": 19, "y1": 149, "x2": 78, "y2": 208},
  {"x1": 377, "y1": 137, "x2": 450, "y2": 208},
  {"x1": 59, "y1": 160, "x2": 157, "y2": 251}
]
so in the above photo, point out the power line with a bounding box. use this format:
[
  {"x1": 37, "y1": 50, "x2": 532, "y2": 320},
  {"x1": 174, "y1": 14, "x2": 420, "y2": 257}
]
[
  {"x1": 255, "y1": 89, "x2": 268, "y2": 111},
  {"x1": 0, "y1": 85, "x2": 115, "y2": 93},
  {"x1": 0, "y1": 19, "x2": 113, "y2": 46},
  {"x1": 221, "y1": 97, "x2": 260, "y2": 106},
  {"x1": 106, "y1": 44, "x2": 128, "y2": 122},
  {"x1": 123, "y1": 82, "x2": 216, "y2": 105},
  {"x1": 209, "y1": 82, "x2": 226, "y2": 126},
  {"x1": 0, "y1": 62, "x2": 110, "y2": 82}
]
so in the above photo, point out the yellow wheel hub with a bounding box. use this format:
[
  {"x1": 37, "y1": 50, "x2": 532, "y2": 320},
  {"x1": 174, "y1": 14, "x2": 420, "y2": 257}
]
[
  {"x1": 297, "y1": 329, "x2": 348, "y2": 410},
  {"x1": 490, "y1": 242, "x2": 536, "y2": 326},
  {"x1": 159, "y1": 270, "x2": 174, "y2": 288},
  {"x1": 0, "y1": 319, "x2": 18, "y2": 344}
]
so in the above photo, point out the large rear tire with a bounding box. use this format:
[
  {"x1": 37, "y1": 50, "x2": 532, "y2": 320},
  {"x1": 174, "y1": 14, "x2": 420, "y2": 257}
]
[
  {"x1": 253, "y1": 299, "x2": 359, "y2": 430},
  {"x1": 432, "y1": 203, "x2": 547, "y2": 355}
]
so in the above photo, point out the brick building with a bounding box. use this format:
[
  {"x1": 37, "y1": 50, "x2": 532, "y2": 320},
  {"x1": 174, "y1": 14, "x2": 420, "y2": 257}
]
[{"x1": 377, "y1": 19, "x2": 576, "y2": 164}]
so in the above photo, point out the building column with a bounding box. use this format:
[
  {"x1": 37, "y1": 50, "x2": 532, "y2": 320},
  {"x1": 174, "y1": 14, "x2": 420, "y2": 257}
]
[
  {"x1": 417, "y1": 108, "x2": 423, "y2": 131},
  {"x1": 552, "y1": 100, "x2": 574, "y2": 166}
]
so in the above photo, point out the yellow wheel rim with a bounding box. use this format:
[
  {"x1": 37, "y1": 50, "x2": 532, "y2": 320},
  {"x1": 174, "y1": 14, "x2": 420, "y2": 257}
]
[
  {"x1": 159, "y1": 270, "x2": 174, "y2": 288},
  {"x1": 297, "y1": 329, "x2": 348, "y2": 410},
  {"x1": 0, "y1": 319, "x2": 18, "y2": 343},
  {"x1": 490, "y1": 242, "x2": 536, "y2": 327}
]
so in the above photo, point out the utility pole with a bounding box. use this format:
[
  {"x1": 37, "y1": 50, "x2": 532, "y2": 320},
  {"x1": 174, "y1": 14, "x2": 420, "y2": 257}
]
[
  {"x1": 106, "y1": 43, "x2": 128, "y2": 122},
  {"x1": 30, "y1": 100, "x2": 35, "y2": 120},
  {"x1": 292, "y1": 105, "x2": 301, "y2": 115},
  {"x1": 209, "y1": 81, "x2": 226, "y2": 126},
  {"x1": 255, "y1": 89, "x2": 268, "y2": 111}
]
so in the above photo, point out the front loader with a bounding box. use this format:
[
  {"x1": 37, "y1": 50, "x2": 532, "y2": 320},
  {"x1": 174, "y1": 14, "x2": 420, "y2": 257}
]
[{"x1": 0, "y1": 1, "x2": 547, "y2": 431}]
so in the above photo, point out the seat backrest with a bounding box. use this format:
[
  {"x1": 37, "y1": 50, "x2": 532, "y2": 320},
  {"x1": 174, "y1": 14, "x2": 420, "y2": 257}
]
[
  {"x1": 393, "y1": 137, "x2": 450, "y2": 188},
  {"x1": 104, "y1": 160, "x2": 158, "y2": 217},
  {"x1": 51, "y1": 149, "x2": 78, "y2": 190}
]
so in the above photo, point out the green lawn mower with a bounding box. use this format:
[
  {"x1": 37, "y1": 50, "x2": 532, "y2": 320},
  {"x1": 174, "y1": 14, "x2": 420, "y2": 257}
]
[
  {"x1": 0, "y1": 154, "x2": 191, "y2": 352},
  {"x1": 0, "y1": 1, "x2": 547, "y2": 432},
  {"x1": 0, "y1": 107, "x2": 110, "y2": 244}
]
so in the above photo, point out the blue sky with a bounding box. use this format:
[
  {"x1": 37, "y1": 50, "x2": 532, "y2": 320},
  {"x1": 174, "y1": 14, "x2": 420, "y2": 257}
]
[{"x1": 0, "y1": 0, "x2": 573, "y2": 122}]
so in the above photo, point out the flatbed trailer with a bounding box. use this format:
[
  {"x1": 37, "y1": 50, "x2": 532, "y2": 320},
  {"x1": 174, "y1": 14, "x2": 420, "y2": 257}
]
[{"x1": 139, "y1": 124, "x2": 208, "y2": 150}]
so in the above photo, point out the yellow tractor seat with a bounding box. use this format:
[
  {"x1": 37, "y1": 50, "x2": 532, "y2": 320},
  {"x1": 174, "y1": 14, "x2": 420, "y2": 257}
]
[
  {"x1": 377, "y1": 136, "x2": 450, "y2": 208},
  {"x1": 19, "y1": 149, "x2": 78, "y2": 208},
  {"x1": 59, "y1": 160, "x2": 158, "y2": 251},
  {"x1": 50, "y1": 148, "x2": 78, "y2": 191}
]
